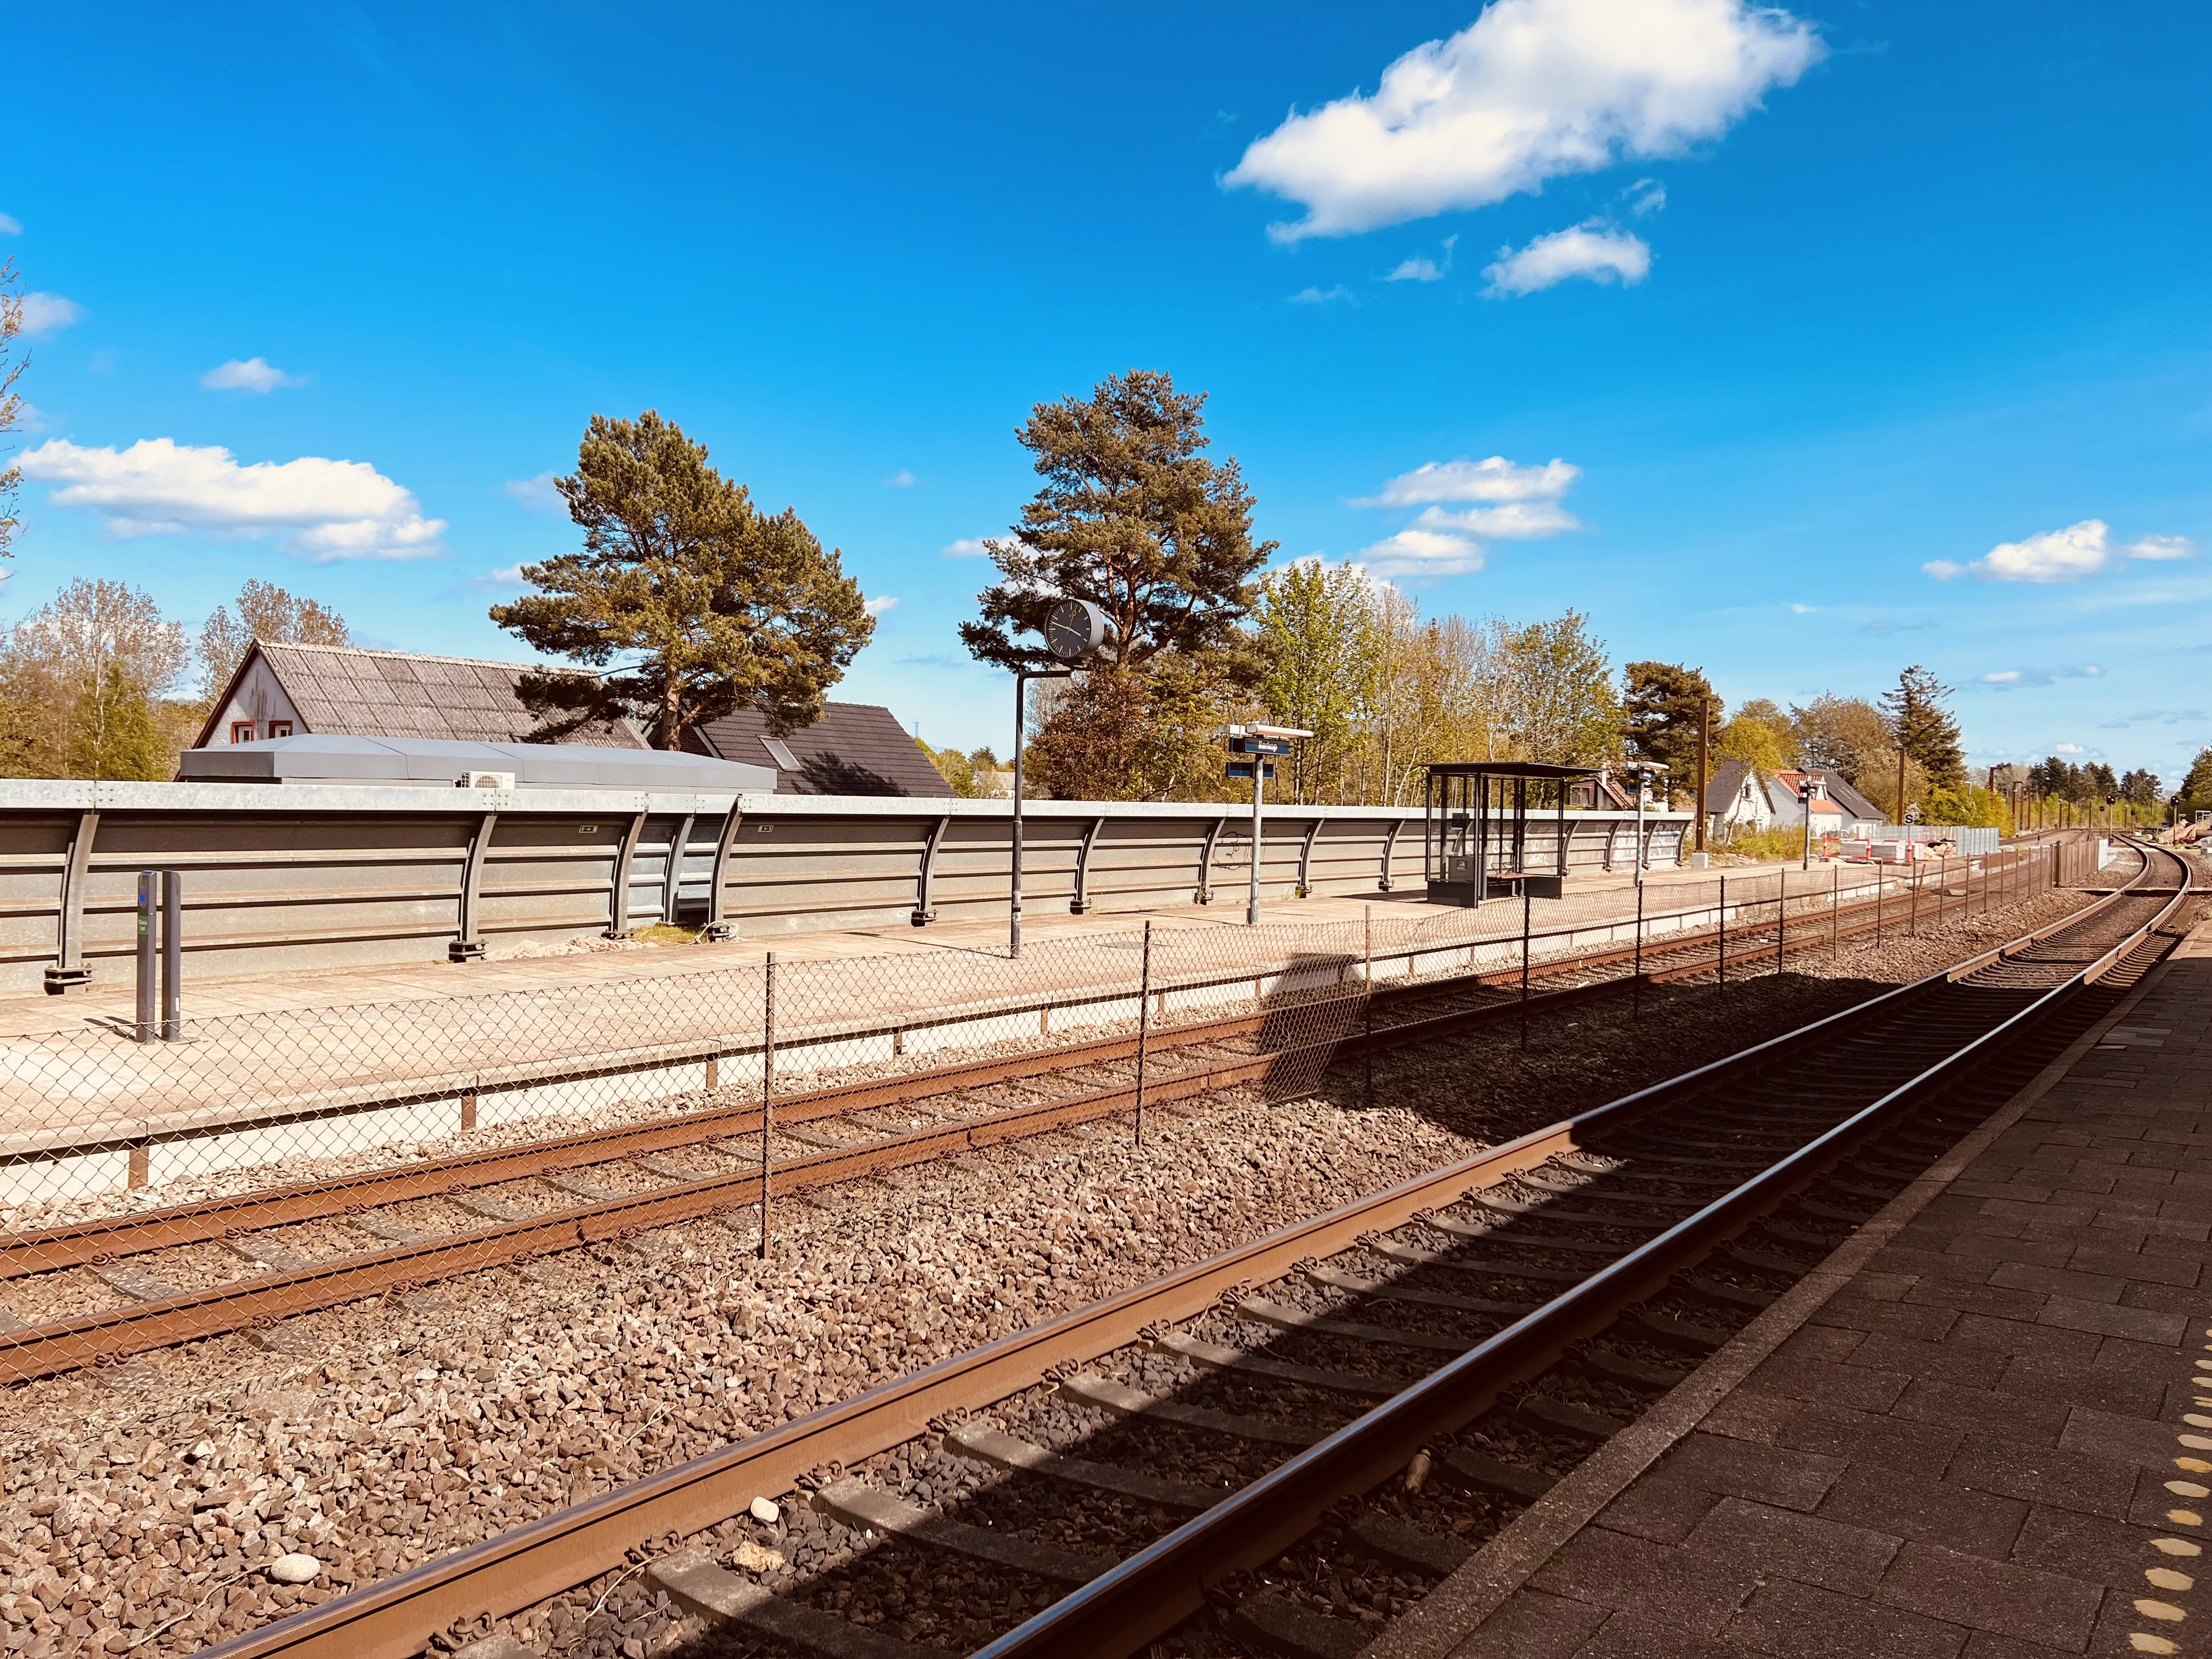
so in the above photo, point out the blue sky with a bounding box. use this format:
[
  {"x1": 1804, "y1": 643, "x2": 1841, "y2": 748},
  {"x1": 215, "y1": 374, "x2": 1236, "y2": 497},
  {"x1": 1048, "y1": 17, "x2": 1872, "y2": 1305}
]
[{"x1": 6, "y1": 1, "x2": 2208, "y2": 778}]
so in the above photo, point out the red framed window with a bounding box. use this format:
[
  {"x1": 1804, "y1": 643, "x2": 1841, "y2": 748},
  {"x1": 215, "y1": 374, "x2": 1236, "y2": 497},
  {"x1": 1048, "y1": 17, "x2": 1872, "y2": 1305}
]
[
  {"x1": 268, "y1": 720, "x2": 294, "y2": 738},
  {"x1": 230, "y1": 721, "x2": 256, "y2": 743}
]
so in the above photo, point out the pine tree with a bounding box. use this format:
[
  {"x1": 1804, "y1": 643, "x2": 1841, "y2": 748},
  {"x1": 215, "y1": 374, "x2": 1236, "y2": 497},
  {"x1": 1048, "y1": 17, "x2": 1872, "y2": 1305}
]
[
  {"x1": 1622, "y1": 661, "x2": 1715, "y2": 786},
  {"x1": 1882, "y1": 664, "x2": 1965, "y2": 794},
  {"x1": 492, "y1": 411, "x2": 873, "y2": 748}
]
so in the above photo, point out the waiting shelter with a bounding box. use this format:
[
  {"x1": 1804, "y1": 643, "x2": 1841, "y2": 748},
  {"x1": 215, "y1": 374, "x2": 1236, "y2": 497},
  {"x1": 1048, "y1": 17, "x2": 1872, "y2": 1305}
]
[{"x1": 1423, "y1": 760, "x2": 1598, "y2": 906}]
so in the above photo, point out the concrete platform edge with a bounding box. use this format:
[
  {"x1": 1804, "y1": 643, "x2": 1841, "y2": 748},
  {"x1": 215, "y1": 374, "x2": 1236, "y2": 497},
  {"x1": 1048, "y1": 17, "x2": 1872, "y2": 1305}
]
[{"x1": 1361, "y1": 949, "x2": 2182, "y2": 1659}]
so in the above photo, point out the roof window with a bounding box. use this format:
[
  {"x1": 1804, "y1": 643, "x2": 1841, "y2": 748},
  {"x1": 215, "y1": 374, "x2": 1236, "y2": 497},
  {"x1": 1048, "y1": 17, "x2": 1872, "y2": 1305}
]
[{"x1": 760, "y1": 737, "x2": 800, "y2": 770}]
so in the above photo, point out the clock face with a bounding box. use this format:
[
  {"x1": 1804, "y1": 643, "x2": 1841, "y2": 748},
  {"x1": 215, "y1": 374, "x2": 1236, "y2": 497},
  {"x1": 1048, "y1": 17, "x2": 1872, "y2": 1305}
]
[{"x1": 1046, "y1": 597, "x2": 1104, "y2": 663}]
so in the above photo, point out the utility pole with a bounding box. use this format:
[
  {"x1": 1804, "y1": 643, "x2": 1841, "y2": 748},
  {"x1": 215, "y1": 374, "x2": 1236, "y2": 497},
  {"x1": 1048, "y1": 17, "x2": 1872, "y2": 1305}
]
[
  {"x1": 1694, "y1": 697, "x2": 1711, "y2": 856},
  {"x1": 1894, "y1": 742, "x2": 1908, "y2": 832}
]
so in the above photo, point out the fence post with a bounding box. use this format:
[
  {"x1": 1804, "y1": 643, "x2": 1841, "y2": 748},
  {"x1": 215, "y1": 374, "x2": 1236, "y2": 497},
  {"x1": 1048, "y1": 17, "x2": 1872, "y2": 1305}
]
[
  {"x1": 1909, "y1": 859, "x2": 1920, "y2": 937},
  {"x1": 160, "y1": 871, "x2": 182, "y2": 1042},
  {"x1": 1776, "y1": 870, "x2": 1786, "y2": 974},
  {"x1": 1363, "y1": 906, "x2": 1375, "y2": 1110},
  {"x1": 1135, "y1": 921, "x2": 1153, "y2": 1147},
  {"x1": 134, "y1": 870, "x2": 157, "y2": 1043},
  {"x1": 1519, "y1": 881, "x2": 1532, "y2": 1046},
  {"x1": 1632, "y1": 880, "x2": 1644, "y2": 1018},
  {"x1": 1717, "y1": 875, "x2": 1727, "y2": 993},
  {"x1": 758, "y1": 951, "x2": 776, "y2": 1260},
  {"x1": 1832, "y1": 863, "x2": 1841, "y2": 962}
]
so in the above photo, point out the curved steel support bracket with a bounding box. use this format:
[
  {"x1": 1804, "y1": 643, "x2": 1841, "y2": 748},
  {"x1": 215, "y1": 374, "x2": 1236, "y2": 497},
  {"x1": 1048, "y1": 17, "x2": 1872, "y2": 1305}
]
[
  {"x1": 1196, "y1": 816, "x2": 1227, "y2": 904},
  {"x1": 44, "y1": 809, "x2": 100, "y2": 994},
  {"x1": 1296, "y1": 817, "x2": 1326, "y2": 899},
  {"x1": 606, "y1": 810, "x2": 650, "y2": 939},
  {"x1": 913, "y1": 815, "x2": 952, "y2": 926},
  {"x1": 661, "y1": 813, "x2": 697, "y2": 927},
  {"x1": 1070, "y1": 816, "x2": 1107, "y2": 914},
  {"x1": 702, "y1": 804, "x2": 744, "y2": 941},
  {"x1": 449, "y1": 810, "x2": 498, "y2": 963},
  {"x1": 1378, "y1": 818, "x2": 1404, "y2": 894}
]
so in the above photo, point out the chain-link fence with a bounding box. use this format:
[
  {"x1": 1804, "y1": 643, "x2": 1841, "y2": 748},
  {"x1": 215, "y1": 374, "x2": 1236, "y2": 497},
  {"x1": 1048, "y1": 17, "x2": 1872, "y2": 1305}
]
[{"x1": 0, "y1": 840, "x2": 2068, "y2": 1383}]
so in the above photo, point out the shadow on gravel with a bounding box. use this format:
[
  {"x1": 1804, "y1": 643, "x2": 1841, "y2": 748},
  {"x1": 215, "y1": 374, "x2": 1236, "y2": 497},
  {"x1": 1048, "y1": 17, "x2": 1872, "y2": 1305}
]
[{"x1": 650, "y1": 969, "x2": 1951, "y2": 1659}]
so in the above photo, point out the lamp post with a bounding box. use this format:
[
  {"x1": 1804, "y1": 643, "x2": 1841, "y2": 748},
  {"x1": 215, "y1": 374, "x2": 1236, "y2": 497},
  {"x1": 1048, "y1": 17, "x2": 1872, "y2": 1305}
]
[
  {"x1": 1798, "y1": 771, "x2": 1819, "y2": 871},
  {"x1": 1226, "y1": 723, "x2": 1313, "y2": 926},
  {"x1": 1620, "y1": 761, "x2": 1668, "y2": 888},
  {"x1": 1009, "y1": 598, "x2": 1116, "y2": 958}
]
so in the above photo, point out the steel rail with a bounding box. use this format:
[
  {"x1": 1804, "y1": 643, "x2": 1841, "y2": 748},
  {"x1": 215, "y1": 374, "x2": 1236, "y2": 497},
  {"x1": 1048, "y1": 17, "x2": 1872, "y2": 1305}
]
[
  {"x1": 190, "y1": 844, "x2": 2160, "y2": 1659},
  {"x1": 973, "y1": 840, "x2": 2187, "y2": 1658}
]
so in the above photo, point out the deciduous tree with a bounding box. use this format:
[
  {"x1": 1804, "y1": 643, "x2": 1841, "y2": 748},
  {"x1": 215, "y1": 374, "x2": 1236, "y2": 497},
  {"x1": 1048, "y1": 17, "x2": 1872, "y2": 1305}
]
[
  {"x1": 491, "y1": 411, "x2": 873, "y2": 748},
  {"x1": 200, "y1": 578, "x2": 352, "y2": 695},
  {"x1": 1490, "y1": 610, "x2": 1622, "y2": 764},
  {"x1": 0, "y1": 578, "x2": 190, "y2": 779},
  {"x1": 0, "y1": 259, "x2": 25, "y2": 567}
]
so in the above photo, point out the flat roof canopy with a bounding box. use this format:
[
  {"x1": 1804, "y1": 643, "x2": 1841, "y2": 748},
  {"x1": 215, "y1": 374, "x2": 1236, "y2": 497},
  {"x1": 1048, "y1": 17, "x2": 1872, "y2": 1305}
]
[
  {"x1": 180, "y1": 733, "x2": 776, "y2": 792},
  {"x1": 1420, "y1": 761, "x2": 1599, "y2": 781}
]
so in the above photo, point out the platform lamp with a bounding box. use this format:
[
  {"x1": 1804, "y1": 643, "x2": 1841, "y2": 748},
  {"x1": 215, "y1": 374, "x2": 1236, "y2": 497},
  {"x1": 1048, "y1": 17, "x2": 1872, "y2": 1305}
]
[
  {"x1": 1618, "y1": 761, "x2": 1668, "y2": 888},
  {"x1": 1797, "y1": 771, "x2": 1820, "y2": 871},
  {"x1": 1009, "y1": 597, "x2": 1116, "y2": 958}
]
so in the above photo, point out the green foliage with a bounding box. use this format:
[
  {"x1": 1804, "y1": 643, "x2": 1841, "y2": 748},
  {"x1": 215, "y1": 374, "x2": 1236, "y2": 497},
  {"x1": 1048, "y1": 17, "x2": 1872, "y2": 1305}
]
[
  {"x1": 1712, "y1": 822, "x2": 1809, "y2": 862},
  {"x1": 1883, "y1": 664, "x2": 1965, "y2": 793},
  {"x1": 1256, "y1": 559, "x2": 1386, "y2": 800},
  {"x1": 1621, "y1": 660, "x2": 1714, "y2": 787},
  {"x1": 1024, "y1": 659, "x2": 1251, "y2": 803},
  {"x1": 1716, "y1": 714, "x2": 1789, "y2": 777},
  {"x1": 200, "y1": 578, "x2": 351, "y2": 697},
  {"x1": 1791, "y1": 693, "x2": 1892, "y2": 786},
  {"x1": 918, "y1": 739, "x2": 1006, "y2": 798},
  {"x1": 960, "y1": 369, "x2": 1274, "y2": 677},
  {"x1": 2174, "y1": 748, "x2": 2212, "y2": 817},
  {"x1": 0, "y1": 578, "x2": 190, "y2": 779},
  {"x1": 1490, "y1": 610, "x2": 1622, "y2": 764},
  {"x1": 491, "y1": 410, "x2": 873, "y2": 748},
  {"x1": 1927, "y1": 782, "x2": 2009, "y2": 830}
]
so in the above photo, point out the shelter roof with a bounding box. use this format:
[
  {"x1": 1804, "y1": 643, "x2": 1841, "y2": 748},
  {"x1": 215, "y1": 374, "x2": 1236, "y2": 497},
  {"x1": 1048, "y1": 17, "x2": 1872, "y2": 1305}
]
[
  {"x1": 1421, "y1": 760, "x2": 1599, "y2": 781},
  {"x1": 178, "y1": 733, "x2": 774, "y2": 791}
]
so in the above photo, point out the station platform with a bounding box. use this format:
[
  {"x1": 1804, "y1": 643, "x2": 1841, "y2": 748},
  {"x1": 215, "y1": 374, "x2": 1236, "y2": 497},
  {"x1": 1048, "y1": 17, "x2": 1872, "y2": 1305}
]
[
  {"x1": 0, "y1": 854, "x2": 1824, "y2": 1040},
  {"x1": 1372, "y1": 922, "x2": 2212, "y2": 1659}
]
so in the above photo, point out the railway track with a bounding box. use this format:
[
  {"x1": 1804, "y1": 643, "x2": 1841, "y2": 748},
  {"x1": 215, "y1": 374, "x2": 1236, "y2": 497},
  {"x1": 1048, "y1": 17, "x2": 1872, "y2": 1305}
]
[
  {"x1": 0, "y1": 849, "x2": 2052, "y2": 1384},
  {"x1": 189, "y1": 839, "x2": 2189, "y2": 1659}
]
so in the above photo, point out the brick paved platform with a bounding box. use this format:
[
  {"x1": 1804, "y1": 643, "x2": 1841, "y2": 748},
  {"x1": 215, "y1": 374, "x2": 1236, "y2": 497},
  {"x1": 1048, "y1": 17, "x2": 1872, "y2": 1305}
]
[{"x1": 1374, "y1": 922, "x2": 2212, "y2": 1658}]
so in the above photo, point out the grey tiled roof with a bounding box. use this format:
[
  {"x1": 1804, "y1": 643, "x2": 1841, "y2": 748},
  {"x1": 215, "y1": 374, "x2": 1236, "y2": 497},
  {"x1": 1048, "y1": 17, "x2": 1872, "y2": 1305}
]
[
  {"x1": 219, "y1": 642, "x2": 647, "y2": 747},
  {"x1": 687, "y1": 701, "x2": 946, "y2": 797}
]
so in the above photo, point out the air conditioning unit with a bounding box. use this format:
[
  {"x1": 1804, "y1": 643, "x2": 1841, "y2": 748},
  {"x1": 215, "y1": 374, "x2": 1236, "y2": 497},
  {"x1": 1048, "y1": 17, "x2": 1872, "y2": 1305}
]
[{"x1": 457, "y1": 771, "x2": 516, "y2": 790}]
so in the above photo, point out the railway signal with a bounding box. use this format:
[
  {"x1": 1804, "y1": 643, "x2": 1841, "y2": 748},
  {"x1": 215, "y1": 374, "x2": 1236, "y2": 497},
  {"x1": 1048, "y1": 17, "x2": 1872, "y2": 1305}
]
[{"x1": 1225, "y1": 723, "x2": 1311, "y2": 925}]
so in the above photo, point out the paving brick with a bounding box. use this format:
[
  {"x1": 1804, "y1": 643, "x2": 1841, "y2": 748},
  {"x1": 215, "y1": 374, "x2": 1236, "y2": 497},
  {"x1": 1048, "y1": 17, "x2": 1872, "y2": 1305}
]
[
  {"x1": 2007, "y1": 1502, "x2": 2174, "y2": 1587},
  {"x1": 1948, "y1": 1313, "x2": 2103, "y2": 1364},
  {"x1": 1698, "y1": 1390, "x2": 1802, "y2": 1446},
  {"x1": 1746, "y1": 1353, "x2": 1914, "y2": 1413},
  {"x1": 1599, "y1": 1434, "x2": 1849, "y2": 1542},
  {"x1": 1528, "y1": 1526, "x2": 1759, "y2": 1635},
  {"x1": 1776, "y1": 1403, "x2": 1967, "y2": 1472},
  {"x1": 1719, "y1": 1578, "x2": 1968, "y2": 1659},
  {"x1": 2113, "y1": 1279, "x2": 2212, "y2": 1318},
  {"x1": 1447, "y1": 1590, "x2": 1610, "y2": 1659},
  {"x1": 1891, "y1": 1379, "x2": 2072, "y2": 1444},
  {"x1": 1987, "y1": 1262, "x2": 2130, "y2": 1304},
  {"x1": 1771, "y1": 1324, "x2": 1869, "y2": 1365},
  {"x1": 1945, "y1": 1434, "x2": 2138, "y2": 1520},
  {"x1": 2061, "y1": 1405, "x2": 2200, "y2": 1476},
  {"x1": 2038, "y1": 1296, "x2": 2187, "y2": 1345},
  {"x1": 1875, "y1": 1540, "x2": 2101, "y2": 1649},
  {"x1": 1814, "y1": 1467, "x2": 2030, "y2": 1561},
  {"x1": 1815, "y1": 1297, "x2": 1960, "y2": 1343},
  {"x1": 1848, "y1": 1334, "x2": 2012, "y2": 1390},
  {"x1": 2068, "y1": 1245, "x2": 2202, "y2": 1286},
  {"x1": 1904, "y1": 1280, "x2": 2053, "y2": 1321},
  {"x1": 1949, "y1": 1238, "x2": 2080, "y2": 1272},
  {"x1": 1572, "y1": 1611, "x2": 1767, "y2": 1658},
  {"x1": 1682, "y1": 1497, "x2": 1901, "y2": 1596},
  {"x1": 1994, "y1": 1355, "x2": 2163, "y2": 1419}
]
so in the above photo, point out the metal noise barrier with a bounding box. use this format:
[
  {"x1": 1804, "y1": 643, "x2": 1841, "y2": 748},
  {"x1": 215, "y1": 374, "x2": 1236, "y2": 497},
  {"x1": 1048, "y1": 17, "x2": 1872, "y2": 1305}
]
[{"x1": 0, "y1": 846, "x2": 2056, "y2": 1386}]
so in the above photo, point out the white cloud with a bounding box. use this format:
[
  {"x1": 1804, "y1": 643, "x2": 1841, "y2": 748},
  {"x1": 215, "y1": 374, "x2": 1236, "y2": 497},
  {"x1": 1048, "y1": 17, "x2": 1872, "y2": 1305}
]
[
  {"x1": 2054, "y1": 743, "x2": 2085, "y2": 754},
  {"x1": 19, "y1": 437, "x2": 447, "y2": 562},
  {"x1": 19, "y1": 292, "x2": 84, "y2": 336},
  {"x1": 1352, "y1": 526, "x2": 1486, "y2": 576},
  {"x1": 503, "y1": 472, "x2": 565, "y2": 516},
  {"x1": 1357, "y1": 455, "x2": 1580, "y2": 507},
  {"x1": 1626, "y1": 178, "x2": 1667, "y2": 215},
  {"x1": 883, "y1": 469, "x2": 918, "y2": 488},
  {"x1": 1290, "y1": 285, "x2": 1356, "y2": 305},
  {"x1": 1223, "y1": 0, "x2": 1821, "y2": 241},
  {"x1": 864, "y1": 595, "x2": 900, "y2": 618},
  {"x1": 200, "y1": 357, "x2": 307, "y2": 393},
  {"x1": 1979, "y1": 664, "x2": 2104, "y2": 690},
  {"x1": 1483, "y1": 223, "x2": 1650, "y2": 295},
  {"x1": 0, "y1": 213, "x2": 20, "y2": 236},
  {"x1": 940, "y1": 537, "x2": 995, "y2": 559},
  {"x1": 462, "y1": 565, "x2": 531, "y2": 593},
  {"x1": 1388, "y1": 256, "x2": 1443, "y2": 282},
  {"x1": 1926, "y1": 520, "x2": 2199, "y2": 583},
  {"x1": 1414, "y1": 500, "x2": 1582, "y2": 538},
  {"x1": 2128, "y1": 533, "x2": 2197, "y2": 561}
]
